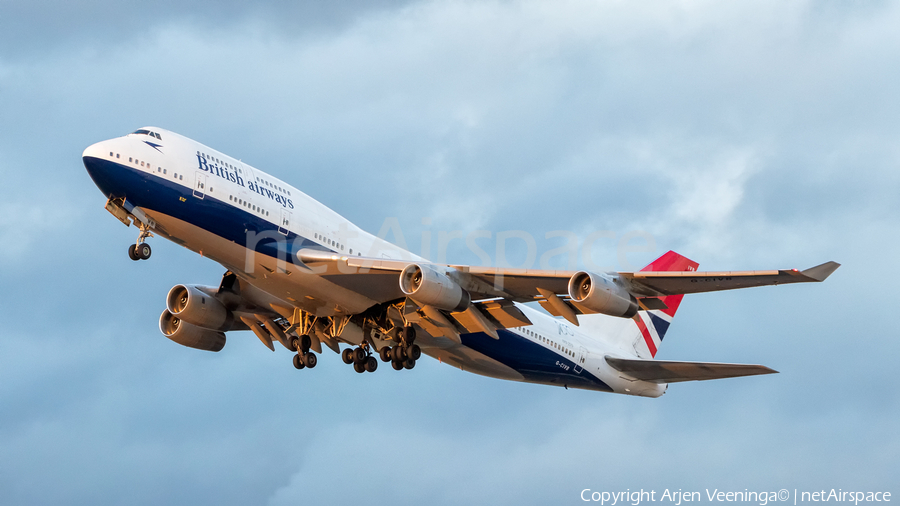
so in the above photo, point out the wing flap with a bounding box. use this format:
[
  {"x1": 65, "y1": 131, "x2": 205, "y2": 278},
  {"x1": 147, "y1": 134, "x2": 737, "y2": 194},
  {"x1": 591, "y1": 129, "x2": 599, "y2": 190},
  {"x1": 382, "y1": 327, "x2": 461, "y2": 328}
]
[{"x1": 605, "y1": 356, "x2": 778, "y2": 383}]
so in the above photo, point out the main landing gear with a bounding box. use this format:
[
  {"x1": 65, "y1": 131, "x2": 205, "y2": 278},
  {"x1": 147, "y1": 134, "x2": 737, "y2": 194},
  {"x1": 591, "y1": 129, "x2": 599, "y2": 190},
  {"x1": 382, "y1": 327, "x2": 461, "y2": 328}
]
[
  {"x1": 380, "y1": 325, "x2": 420, "y2": 371},
  {"x1": 290, "y1": 334, "x2": 318, "y2": 370},
  {"x1": 128, "y1": 222, "x2": 153, "y2": 261},
  {"x1": 342, "y1": 345, "x2": 378, "y2": 373}
]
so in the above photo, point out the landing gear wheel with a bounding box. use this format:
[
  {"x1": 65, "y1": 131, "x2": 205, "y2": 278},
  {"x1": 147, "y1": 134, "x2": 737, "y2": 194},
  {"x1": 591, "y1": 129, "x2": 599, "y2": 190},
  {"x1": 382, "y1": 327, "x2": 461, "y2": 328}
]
[
  {"x1": 303, "y1": 353, "x2": 317, "y2": 368},
  {"x1": 401, "y1": 325, "x2": 416, "y2": 344},
  {"x1": 379, "y1": 347, "x2": 392, "y2": 362},
  {"x1": 299, "y1": 334, "x2": 311, "y2": 353},
  {"x1": 391, "y1": 346, "x2": 406, "y2": 362},
  {"x1": 293, "y1": 354, "x2": 305, "y2": 369},
  {"x1": 128, "y1": 244, "x2": 140, "y2": 261},
  {"x1": 406, "y1": 344, "x2": 421, "y2": 361},
  {"x1": 404, "y1": 358, "x2": 416, "y2": 370},
  {"x1": 365, "y1": 356, "x2": 378, "y2": 372},
  {"x1": 352, "y1": 347, "x2": 367, "y2": 364},
  {"x1": 289, "y1": 337, "x2": 299, "y2": 352},
  {"x1": 341, "y1": 348, "x2": 354, "y2": 364},
  {"x1": 391, "y1": 360, "x2": 404, "y2": 371},
  {"x1": 353, "y1": 361, "x2": 365, "y2": 373},
  {"x1": 137, "y1": 243, "x2": 152, "y2": 260}
]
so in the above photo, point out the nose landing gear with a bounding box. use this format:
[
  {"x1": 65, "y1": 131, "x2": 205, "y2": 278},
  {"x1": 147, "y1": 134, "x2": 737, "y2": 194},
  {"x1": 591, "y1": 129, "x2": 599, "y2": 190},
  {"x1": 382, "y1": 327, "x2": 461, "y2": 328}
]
[{"x1": 128, "y1": 223, "x2": 154, "y2": 261}]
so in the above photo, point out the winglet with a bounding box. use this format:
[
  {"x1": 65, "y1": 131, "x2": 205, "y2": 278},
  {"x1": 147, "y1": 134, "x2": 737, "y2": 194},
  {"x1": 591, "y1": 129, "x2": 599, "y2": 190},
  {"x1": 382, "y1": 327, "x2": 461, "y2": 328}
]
[{"x1": 801, "y1": 261, "x2": 841, "y2": 282}]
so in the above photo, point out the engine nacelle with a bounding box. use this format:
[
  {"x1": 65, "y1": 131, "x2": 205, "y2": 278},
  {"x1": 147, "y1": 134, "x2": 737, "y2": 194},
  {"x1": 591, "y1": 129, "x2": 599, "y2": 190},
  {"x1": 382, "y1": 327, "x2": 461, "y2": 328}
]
[
  {"x1": 166, "y1": 284, "x2": 233, "y2": 331},
  {"x1": 399, "y1": 264, "x2": 470, "y2": 312},
  {"x1": 159, "y1": 310, "x2": 226, "y2": 352},
  {"x1": 567, "y1": 271, "x2": 639, "y2": 318}
]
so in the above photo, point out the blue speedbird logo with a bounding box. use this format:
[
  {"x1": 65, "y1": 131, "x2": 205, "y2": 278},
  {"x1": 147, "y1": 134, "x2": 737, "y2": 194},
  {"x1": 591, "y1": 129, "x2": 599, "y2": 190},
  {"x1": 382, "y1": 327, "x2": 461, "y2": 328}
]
[{"x1": 144, "y1": 141, "x2": 163, "y2": 153}]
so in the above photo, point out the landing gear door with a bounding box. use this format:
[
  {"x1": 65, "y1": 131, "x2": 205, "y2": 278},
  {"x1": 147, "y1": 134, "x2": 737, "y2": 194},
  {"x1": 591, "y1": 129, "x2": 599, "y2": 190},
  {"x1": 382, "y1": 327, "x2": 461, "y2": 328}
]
[
  {"x1": 574, "y1": 346, "x2": 587, "y2": 374},
  {"x1": 279, "y1": 209, "x2": 292, "y2": 236},
  {"x1": 193, "y1": 172, "x2": 207, "y2": 199}
]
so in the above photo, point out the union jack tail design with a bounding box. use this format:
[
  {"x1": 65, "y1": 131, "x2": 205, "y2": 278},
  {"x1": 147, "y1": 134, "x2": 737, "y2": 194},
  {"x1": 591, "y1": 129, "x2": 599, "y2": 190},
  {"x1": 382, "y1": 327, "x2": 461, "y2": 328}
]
[{"x1": 633, "y1": 251, "x2": 699, "y2": 358}]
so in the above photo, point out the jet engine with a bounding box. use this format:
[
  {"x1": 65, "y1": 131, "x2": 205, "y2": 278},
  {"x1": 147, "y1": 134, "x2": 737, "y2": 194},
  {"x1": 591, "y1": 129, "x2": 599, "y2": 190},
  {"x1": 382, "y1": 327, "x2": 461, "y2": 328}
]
[
  {"x1": 567, "y1": 271, "x2": 639, "y2": 318},
  {"x1": 166, "y1": 284, "x2": 233, "y2": 331},
  {"x1": 399, "y1": 264, "x2": 470, "y2": 312},
  {"x1": 159, "y1": 310, "x2": 226, "y2": 352}
]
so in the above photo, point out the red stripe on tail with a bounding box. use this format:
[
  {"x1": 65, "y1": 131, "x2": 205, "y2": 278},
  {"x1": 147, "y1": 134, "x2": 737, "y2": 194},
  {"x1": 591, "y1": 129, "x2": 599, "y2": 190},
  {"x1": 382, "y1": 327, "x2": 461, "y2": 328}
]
[
  {"x1": 633, "y1": 315, "x2": 658, "y2": 357},
  {"x1": 640, "y1": 251, "x2": 699, "y2": 318}
]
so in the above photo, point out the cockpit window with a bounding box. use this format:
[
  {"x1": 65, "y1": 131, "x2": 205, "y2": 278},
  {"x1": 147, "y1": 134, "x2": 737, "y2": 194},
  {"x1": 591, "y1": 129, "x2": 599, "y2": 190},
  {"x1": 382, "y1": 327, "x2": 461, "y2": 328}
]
[{"x1": 132, "y1": 129, "x2": 162, "y2": 140}]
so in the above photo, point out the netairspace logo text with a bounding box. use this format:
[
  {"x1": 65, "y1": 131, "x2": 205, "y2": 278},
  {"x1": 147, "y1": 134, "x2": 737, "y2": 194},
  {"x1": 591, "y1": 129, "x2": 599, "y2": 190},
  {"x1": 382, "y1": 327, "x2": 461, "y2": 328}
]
[{"x1": 580, "y1": 489, "x2": 892, "y2": 506}]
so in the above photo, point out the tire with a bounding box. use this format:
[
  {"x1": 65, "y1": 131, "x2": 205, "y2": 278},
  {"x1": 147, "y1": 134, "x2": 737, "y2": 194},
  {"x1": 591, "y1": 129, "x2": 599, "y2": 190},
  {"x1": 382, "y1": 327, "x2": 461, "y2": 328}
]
[
  {"x1": 303, "y1": 353, "x2": 317, "y2": 368},
  {"x1": 128, "y1": 244, "x2": 140, "y2": 261},
  {"x1": 402, "y1": 325, "x2": 416, "y2": 343},
  {"x1": 365, "y1": 356, "x2": 378, "y2": 372},
  {"x1": 138, "y1": 243, "x2": 152, "y2": 260},
  {"x1": 341, "y1": 348, "x2": 354, "y2": 364},
  {"x1": 407, "y1": 344, "x2": 421, "y2": 361},
  {"x1": 391, "y1": 360, "x2": 403, "y2": 371},
  {"x1": 391, "y1": 346, "x2": 406, "y2": 362},
  {"x1": 379, "y1": 347, "x2": 392, "y2": 362},
  {"x1": 289, "y1": 337, "x2": 299, "y2": 352},
  {"x1": 293, "y1": 354, "x2": 305, "y2": 370},
  {"x1": 353, "y1": 361, "x2": 365, "y2": 373},
  {"x1": 353, "y1": 347, "x2": 367, "y2": 364},
  {"x1": 404, "y1": 358, "x2": 416, "y2": 370},
  {"x1": 299, "y1": 334, "x2": 311, "y2": 353}
]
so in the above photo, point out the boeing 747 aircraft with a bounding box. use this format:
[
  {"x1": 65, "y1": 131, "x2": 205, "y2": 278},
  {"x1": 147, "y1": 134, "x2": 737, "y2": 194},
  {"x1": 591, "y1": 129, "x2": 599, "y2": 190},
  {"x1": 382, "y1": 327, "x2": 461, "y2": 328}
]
[{"x1": 82, "y1": 127, "x2": 839, "y2": 397}]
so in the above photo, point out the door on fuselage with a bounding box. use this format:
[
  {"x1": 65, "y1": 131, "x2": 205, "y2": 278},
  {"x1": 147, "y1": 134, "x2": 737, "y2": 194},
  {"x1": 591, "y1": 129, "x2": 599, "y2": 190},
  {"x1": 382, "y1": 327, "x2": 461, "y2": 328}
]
[
  {"x1": 279, "y1": 209, "x2": 292, "y2": 235},
  {"x1": 574, "y1": 346, "x2": 587, "y2": 373},
  {"x1": 193, "y1": 172, "x2": 207, "y2": 199}
]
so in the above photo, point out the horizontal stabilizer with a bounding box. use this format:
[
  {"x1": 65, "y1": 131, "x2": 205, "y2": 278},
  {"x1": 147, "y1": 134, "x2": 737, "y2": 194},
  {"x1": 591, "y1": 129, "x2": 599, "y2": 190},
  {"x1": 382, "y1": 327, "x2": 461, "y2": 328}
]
[{"x1": 605, "y1": 356, "x2": 777, "y2": 383}]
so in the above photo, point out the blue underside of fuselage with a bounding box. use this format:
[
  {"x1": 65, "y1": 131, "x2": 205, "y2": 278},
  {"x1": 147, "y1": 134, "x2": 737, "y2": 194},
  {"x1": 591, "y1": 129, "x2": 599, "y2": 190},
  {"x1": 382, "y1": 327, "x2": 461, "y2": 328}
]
[
  {"x1": 460, "y1": 329, "x2": 612, "y2": 390},
  {"x1": 83, "y1": 156, "x2": 326, "y2": 262},
  {"x1": 84, "y1": 156, "x2": 612, "y2": 390}
]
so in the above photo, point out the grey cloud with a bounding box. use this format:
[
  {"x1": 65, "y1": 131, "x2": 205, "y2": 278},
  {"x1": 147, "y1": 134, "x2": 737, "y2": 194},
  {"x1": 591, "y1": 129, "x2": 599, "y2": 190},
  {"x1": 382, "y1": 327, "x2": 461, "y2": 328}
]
[
  {"x1": 0, "y1": 0, "x2": 421, "y2": 60},
  {"x1": 0, "y1": 0, "x2": 897, "y2": 504}
]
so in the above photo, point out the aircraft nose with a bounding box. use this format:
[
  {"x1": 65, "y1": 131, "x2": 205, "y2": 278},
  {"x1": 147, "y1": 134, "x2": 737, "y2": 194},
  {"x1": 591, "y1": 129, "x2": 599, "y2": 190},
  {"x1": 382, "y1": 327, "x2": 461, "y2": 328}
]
[
  {"x1": 83, "y1": 139, "x2": 125, "y2": 198},
  {"x1": 82, "y1": 140, "x2": 110, "y2": 162}
]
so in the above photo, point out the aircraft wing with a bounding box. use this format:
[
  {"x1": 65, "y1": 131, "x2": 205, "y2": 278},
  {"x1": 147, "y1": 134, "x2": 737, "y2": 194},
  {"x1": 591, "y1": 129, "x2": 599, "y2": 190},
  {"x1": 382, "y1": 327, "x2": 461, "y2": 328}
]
[
  {"x1": 605, "y1": 356, "x2": 778, "y2": 383},
  {"x1": 298, "y1": 249, "x2": 839, "y2": 302},
  {"x1": 620, "y1": 261, "x2": 842, "y2": 297}
]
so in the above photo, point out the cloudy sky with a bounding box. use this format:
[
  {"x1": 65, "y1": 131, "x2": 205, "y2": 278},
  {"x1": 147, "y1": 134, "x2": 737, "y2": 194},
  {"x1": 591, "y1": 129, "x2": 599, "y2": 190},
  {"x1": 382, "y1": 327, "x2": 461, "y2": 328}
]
[{"x1": 1, "y1": 0, "x2": 897, "y2": 504}]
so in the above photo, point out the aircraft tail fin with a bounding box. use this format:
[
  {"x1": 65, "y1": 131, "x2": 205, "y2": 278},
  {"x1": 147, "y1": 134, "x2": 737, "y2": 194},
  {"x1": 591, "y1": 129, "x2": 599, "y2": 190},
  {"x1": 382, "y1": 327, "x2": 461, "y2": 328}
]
[{"x1": 631, "y1": 251, "x2": 698, "y2": 357}]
